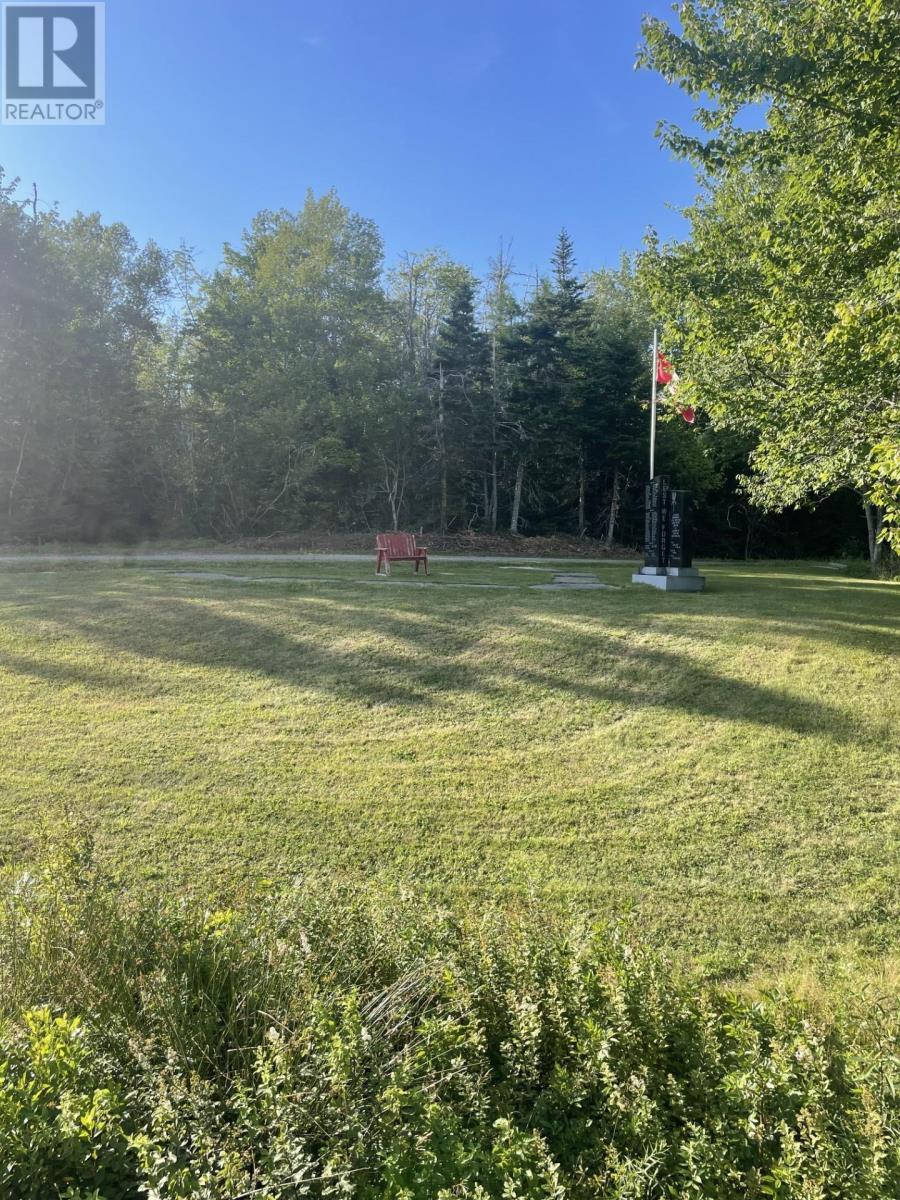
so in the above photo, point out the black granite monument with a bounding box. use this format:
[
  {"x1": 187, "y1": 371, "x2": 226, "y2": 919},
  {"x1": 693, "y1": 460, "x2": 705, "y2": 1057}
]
[
  {"x1": 667, "y1": 489, "x2": 693, "y2": 569},
  {"x1": 632, "y1": 477, "x2": 705, "y2": 591},
  {"x1": 643, "y1": 475, "x2": 669, "y2": 573}
]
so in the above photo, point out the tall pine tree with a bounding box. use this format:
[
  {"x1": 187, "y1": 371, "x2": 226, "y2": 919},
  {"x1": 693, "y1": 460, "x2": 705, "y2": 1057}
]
[{"x1": 431, "y1": 279, "x2": 489, "y2": 531}]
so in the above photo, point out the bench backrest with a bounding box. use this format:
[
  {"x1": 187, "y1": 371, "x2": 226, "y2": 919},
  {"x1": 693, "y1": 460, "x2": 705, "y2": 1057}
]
[{"x1": 376, "y1": 532, "x2": 418, "y2": 556}]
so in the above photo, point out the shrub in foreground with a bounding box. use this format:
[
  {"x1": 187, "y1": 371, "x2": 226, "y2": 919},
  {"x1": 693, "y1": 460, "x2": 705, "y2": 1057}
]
[{"x1": 0, "y1": 845, "x2": 898, "y2": 1198}]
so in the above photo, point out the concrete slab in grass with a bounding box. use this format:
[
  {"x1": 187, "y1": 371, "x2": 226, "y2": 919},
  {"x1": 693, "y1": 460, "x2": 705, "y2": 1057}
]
[{"x1": 531, "y1": 573, "x2": 618, "y2": 591}]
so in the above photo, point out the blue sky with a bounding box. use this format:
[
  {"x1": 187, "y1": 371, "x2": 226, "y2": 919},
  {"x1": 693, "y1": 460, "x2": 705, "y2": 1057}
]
[{"x1": 0, "y1": 0, "x2": 700, "y2": 279}]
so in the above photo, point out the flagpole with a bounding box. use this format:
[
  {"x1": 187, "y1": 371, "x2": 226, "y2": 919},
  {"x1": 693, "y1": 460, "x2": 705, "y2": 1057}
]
[{"x1": 650, "y1": 326, "x2": 658, "y2": 480}]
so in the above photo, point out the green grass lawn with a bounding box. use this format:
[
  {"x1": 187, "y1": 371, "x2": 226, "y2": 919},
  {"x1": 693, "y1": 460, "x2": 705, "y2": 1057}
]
[{"x1": 0, "y1": 557, "x2": 897, "y2": 981}]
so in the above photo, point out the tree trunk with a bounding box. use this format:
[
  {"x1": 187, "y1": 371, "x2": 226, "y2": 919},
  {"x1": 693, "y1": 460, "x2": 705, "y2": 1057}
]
[
  {"x1": 490, "y1": 332, "x2": 500, "y2": 534},
  {"x1": 487, "y1": 247, "x2": 510, "y2": 537},
  {"x1": 389, "y1": 480, "x2": 400, "y2": 532},
  {"x1": 8, "y1": 427, "x2": 28, "y2": 521},
  {"x1": 489, "y1": 448, "x2": 498, "y2": 533},
  {"x1": 605, "y1": 468, "x2": 621, "y2": 548},
  {"x1": 864, "y1": 500, "x2": 883, "y2": 565},
  {"x1": 577, "y1": 447, "x2": 586, "y2": 536},
  {"x1": 510, "y1": 456, "x2": 525, "y2": 534},
  {"x1": 437, "y1": 363, "x2": 447, "y2": 534},
  {"x1": 381, "y1": 448, "x2": 405, "y2": 532}
]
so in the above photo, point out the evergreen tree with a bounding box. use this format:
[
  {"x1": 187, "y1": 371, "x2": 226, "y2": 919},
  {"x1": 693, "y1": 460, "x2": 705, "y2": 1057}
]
[
  {"x1": 551, "y1": 228, "x2": 585, "y2": 314},
  {"x1": 504, "y1": 231, "x2": 592, "y2": 533},
  {"x1": 483, "y1": 242, "x2": 521, "y2": 531},
  {"x1": 431, "y1": 279, "x2": 489, "y2": 531}
]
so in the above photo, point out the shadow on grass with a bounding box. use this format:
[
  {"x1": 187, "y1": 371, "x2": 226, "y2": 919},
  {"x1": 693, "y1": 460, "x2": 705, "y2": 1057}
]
[
  {"x1": 0, "y1": 648, "x2": 141, "y2": 694},
  {"x1": 2, "y1": 568, "x2": 894, "y2": 746}
]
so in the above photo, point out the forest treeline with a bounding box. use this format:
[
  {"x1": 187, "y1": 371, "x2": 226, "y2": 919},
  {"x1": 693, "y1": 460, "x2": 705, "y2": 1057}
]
[
  {"x1": 4, "y1": 2, "x2": 900, "y2": 559},
  {"x1": 0, "y1": 172, "x2": 696, "y2": 548},
  {"x1": 0, "y1": 170, "x2": 881, "y2": 557}
]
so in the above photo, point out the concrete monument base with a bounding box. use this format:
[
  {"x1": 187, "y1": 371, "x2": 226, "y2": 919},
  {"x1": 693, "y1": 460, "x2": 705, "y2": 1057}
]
[{"x1": 631, "y1": 566, "x2": 706, "y2": 592}]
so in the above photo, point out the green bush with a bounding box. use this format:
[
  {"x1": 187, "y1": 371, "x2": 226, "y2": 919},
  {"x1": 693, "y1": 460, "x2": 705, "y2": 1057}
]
[
  {"x1": 0, "y1": 840, "x2": 898, "y2": 1198},
  {"x1": 0, "y1": 1009, "x2": 137, "y2": 1199}
]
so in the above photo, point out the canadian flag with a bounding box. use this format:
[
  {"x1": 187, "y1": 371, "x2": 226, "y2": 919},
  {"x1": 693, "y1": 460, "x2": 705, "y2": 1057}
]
[
  {"x1": 656, "y1": 351, "x2": 677, "y2": 386},
  {"x1": 655, "y1": 351, "x2": 694, "y2": 423}
]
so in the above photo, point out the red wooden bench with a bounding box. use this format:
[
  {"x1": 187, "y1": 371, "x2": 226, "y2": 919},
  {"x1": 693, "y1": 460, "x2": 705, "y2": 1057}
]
[{"x1": 375, "y1": 532, "x2": 428, "y2": 575}]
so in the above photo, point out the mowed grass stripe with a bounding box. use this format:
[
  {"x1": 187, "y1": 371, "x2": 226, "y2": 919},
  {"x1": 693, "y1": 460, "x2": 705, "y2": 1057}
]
[{"x1": 0, "y1": 559, "x2": 897, "y2": 979}]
